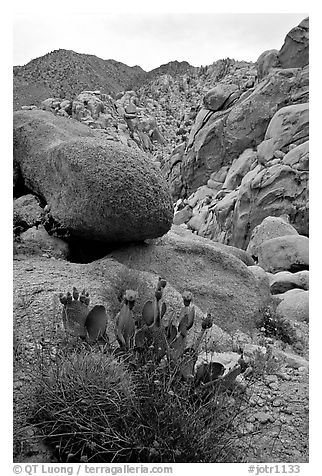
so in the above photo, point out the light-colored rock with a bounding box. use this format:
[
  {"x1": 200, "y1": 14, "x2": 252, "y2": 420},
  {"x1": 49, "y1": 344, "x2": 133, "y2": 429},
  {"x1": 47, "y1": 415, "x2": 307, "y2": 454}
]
[
  {"x1": 41, "y1": 98, "x2": 61, "y2": 112},
  {"x1": 75, "y1": 91, "x2": 104, "y2": 120},
  {"x1": 18, "y1": 225, "x2": 69, "y2": 259},
  {"x1": 13, "y1": 194, "x2": 44, "y2": 229},
  {"x1": 173, "y1": 205, "x2": 193, "y2": 226},
  {"x1": 203, "y1": 84, "x2": 239, "y2": 111},
  {"x1": 165, "y1": 66, "x2": 309, "y2": 199},
  {"x1": 256, "y1": 49, "x2": 280, "y2": 80},
  {"x1": 231, "y1": 157, "x2": 308, "y2": 249},
  {"x1": 109, "y1": 225, "x2": 264, "y2": 336},
  {"x1": 187, "y1": 185, "x2": 216, "y2": 208},
  {"x1": 269, "y1": 270, "x2": 309, "y2": 294},
  {"x1": 246, "y1": 216, "x2": 299, "y2": 259},
  {"x1": 248, "y1": 266, "x2": 272, "y2": 305},
  {"x1": 207, "y1": 179, "x2": 223, "y2": 192},
  {"x1": 171, "y1": 225, "x2": 255, "y2": 266},
  {"x1": 283, "y1": 140, "x2": 309, "y2": 171},
  {"x1": 257, "y1": 234, "x2": 309, "y2": 273},
  {"x1": 257, "y1": 103, "x2": 309, "y2": 165},
  {"x1": 271, "y1": 347, "x2": 309, "y2": 369},
  {"x1": 223, "y1": 148, "x2": 257, "y2": 190},
  {"x1": 187, "y1": 209, "x2": 209, "y2": 234},
  {"x1": 275, "y1": 288, "x2": 309, "y2": 323}
]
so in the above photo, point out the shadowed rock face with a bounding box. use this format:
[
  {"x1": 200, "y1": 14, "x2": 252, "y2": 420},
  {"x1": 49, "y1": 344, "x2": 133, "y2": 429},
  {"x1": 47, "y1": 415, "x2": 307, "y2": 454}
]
[
  {"x1": 13, "y1": 110, "x2": 173, "y2": 243},
  {"x1": 278, "y1": 17, "x2": 309, "y2": 69}
]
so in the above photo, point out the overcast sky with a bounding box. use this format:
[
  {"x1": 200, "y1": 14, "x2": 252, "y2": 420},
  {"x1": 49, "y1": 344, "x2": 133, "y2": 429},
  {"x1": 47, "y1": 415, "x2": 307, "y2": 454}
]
[{"x1": 13, "y1": 12, "x2": 307, "y2": 71}]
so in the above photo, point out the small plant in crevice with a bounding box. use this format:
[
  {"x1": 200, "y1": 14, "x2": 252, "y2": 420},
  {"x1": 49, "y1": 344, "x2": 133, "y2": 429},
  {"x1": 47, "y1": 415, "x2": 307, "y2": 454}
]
[{"x1": 258, "y1": 305, "x2": 298, "y2": 346}]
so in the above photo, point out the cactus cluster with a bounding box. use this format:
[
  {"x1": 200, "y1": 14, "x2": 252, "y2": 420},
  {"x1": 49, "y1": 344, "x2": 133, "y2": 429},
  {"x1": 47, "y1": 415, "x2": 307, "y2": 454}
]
[{"x1": 59, "y1": 278, "x2": 248, "y2": 387}]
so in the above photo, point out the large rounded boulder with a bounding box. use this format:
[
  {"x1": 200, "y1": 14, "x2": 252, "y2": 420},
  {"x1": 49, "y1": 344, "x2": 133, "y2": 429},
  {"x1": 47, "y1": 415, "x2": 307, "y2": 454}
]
[
  {"x1": 256, "y1": 49, "x2": 280, "y2": 80},
  {"x1": 257, "y1": 103, "x2": 309, "y2": 165},
  {"x1": 109, "y1": 226, "x2": 270, "y2": 334},
  {"x1": 257, "y1": 234, "x2": 309, "y2": 273},
  {"x1": 246, "y1": 216, "x2": 299, "y2": 259},
  {"x1": 275, "y1": 289, "x2": 309, "y2": 323},
  {"x1": 13, "y1": 110, "x2": 173, "y2": 242},
  {"x1": 231, "y1": 146, "x2": 308, "y2": 249}
]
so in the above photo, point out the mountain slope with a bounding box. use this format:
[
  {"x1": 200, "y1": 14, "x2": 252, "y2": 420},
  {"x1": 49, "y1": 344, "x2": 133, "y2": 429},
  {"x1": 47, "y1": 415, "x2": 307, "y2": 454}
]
[
  {"x1": 13, "y1": 49, "x2": 146, "y2": 109},
  {"x1": 13, "y1": 49, "x2": 196, "y2": 110}
]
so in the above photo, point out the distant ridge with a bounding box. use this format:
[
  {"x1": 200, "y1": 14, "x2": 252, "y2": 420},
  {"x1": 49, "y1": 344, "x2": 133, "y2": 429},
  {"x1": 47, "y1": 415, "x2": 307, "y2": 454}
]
[{"x1": 13, "y1": 49, "x2": 194, "y2": 109}]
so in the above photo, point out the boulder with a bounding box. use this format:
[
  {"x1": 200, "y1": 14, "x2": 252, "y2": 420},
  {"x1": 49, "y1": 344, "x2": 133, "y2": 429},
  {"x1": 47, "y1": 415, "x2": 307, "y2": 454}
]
[
  {"x1": 187, "y1": 185, "x2": 216, "y2": 208},
  {"x1": 75, "y1": 91, "x2": 104, "y2": 120},
  {"x1": 269, "y1": 270, "x2": 309, "y2": 294},
  {"x1": 171, "y1": 225, "x2": 254, "y2": 266},
  {"x1": 247, "y1": 265, "x2": 272, "y2": 305},
  {"x1": 210, "y1": 166, "x2": 230, "y2": 183},
  {"x1": 283, "y1": 140, "x2": 309, "y2": 171},
  {"x1": 13, "y1": 110, "x2": 173, "y2": 243},
  {"x1": 246, "y1": 216, "x2": 299, "y2": 259},
  {"x1": 223, "y1": 149, "x2": 257, "y2": 190},
  {"x1": 187, "y1": 209, "x2": 209, "y2": 234},
  {"x1": 204, "y1": 190, "x2": 239, "y2": 244},
  {"x1": 17, "y1": 225, "x2": 70, "y2": 259},
  {"x1": 173, "y1": 205, "x2": 193, "y2": 226},
  {"x1": 257, "y1": 103, "x2": 309, "y2": 165},
  {"x1": 59, "y1": 100, "x2": 72, "y2": 115},
  {"x1": 256, "y1": 50, "x2": 280, "y2": 80},
  {"x1": 207, "y1": 179, "x2": 223, "y2": 192},
  {"x1": 278, "y1": 17, "x2": 309, "y2": 69},
  {"x1": 41, "y1": 98, "x2": 61, "y2": 112},
  {"x1": 13, "y1": 194, "x2": 44, "y2": 230},
  {"x1": 203, "y1": 84, "x2": 239, "y2": 112},
  {"x1": 13, "y1": 254, "x2": 232, "y2": 353},
  {"x1": 257, "y1": 235, "x2": 309, "y2": 273},
  {"x1": 275, "y1": 289, "x2": 309, "y2": 323},
  {"x1": 231, "y1": 157, "x2": 308, "y2": 249},
  {"x1": 109, "y1": 226, "x2": 265, "y2": 335}
]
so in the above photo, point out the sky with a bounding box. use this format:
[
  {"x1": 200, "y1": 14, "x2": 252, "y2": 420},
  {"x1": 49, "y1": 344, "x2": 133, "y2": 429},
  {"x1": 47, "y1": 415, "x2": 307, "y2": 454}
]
[{"x1": 13, "y1": 11, "x2": 307, "y2": 71}]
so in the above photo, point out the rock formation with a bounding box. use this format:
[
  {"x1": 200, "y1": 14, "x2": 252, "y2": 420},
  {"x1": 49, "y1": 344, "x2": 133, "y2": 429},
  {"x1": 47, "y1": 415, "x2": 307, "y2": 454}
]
[{"x1": 14, "y1": 110, "x2": 173, "y2": 243}]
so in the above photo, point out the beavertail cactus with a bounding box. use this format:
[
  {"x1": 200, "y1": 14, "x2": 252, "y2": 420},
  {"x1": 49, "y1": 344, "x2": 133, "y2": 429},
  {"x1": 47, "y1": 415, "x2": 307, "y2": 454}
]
[
  {"x1": 177, "y1": 311, "x2": 214, "y2": 381},
  {"x1": 59, "y1": 287, "x2": 90, "y2": 338},
  {"x1": 178, "y1": 290, "x2": 195, "y2": 335},
  {"x1": 115, "y1": 289, "x2": 138, "y2": 351},
  {"x1": 85, "y1": 305, "x2": 108, "y2": 344},
  {"x1": 140, "y1": 277, "x2": 168, "y2": 360},
  {"x1": 165, "y1": 314, "x2": 178, "y2": 344},
  {"x1": 169, "y1": 290, "x2": 196, "y2": 362},
  {"x1": 59, "y1": 287, "x2": 108, "y2": 343}
]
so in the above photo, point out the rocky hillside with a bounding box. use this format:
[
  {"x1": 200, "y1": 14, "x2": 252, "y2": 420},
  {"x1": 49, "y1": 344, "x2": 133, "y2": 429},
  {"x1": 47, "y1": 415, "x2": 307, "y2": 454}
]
[
  {"x1": 169, "y1": 17, "x2": 309, "y2": 250},
  {"x1": 13, "y1": 49, "x2": 147, "y2": 109},
  {"x1": 13, "y1": 50, "x2": 194, "y2": 110}
]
